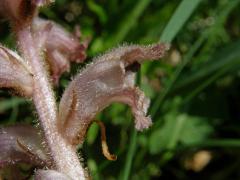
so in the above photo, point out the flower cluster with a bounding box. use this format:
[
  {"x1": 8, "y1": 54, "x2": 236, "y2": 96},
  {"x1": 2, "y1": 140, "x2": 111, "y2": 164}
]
[{"x1": 0, "y1": 0, "x2": 169, "y2": 179}]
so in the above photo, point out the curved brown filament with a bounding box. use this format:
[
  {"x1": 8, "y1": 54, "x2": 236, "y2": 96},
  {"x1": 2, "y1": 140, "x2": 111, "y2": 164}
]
[
  {"x1": 17, "y1": 138, "x2": 36, "y2": 157},
  {"x1": 93, "y1": 120, "x2": 117, "y2": 161}
]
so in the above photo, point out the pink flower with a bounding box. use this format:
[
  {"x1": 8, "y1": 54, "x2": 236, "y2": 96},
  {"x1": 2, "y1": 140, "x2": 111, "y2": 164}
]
[
  {"x1": 32, "y1": 18, "x2": 88, "y2": 84},
  {"x1": 58, "y1": 43, "x2": 170, "y2": 145}
]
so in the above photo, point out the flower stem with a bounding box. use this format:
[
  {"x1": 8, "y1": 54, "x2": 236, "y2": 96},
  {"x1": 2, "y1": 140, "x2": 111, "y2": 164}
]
[{"x1": 17, "y1": 26, "x2": 86, "y2": 180}]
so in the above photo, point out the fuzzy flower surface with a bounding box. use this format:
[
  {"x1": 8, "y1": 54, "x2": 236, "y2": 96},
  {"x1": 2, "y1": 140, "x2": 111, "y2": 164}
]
[
  {"x1": 0, "y1": 0, "x2": 170, "y2": 179},
  {"x1": 58, "y1": 43, "x2": 169, "y2": 145}
]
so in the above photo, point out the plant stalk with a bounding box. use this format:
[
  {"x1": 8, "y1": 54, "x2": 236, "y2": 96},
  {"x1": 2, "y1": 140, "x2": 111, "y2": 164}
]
[{"x1": 17, "y1": 25, "x2": 86, "y2": 180}]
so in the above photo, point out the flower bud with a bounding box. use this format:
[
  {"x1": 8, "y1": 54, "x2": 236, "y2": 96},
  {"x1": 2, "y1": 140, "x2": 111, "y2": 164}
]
[
  {"x1": 0, "y1": 45, "x2": 33, "y2": 97},
  {"x1": 33, "y1": 18, "x2": 88, "y2": 84}
]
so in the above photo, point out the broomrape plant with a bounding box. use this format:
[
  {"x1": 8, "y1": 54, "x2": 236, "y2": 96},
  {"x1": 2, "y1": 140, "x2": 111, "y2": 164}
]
[{"x1": 0, "y1": 1, "x2": 169, "y2": 179}]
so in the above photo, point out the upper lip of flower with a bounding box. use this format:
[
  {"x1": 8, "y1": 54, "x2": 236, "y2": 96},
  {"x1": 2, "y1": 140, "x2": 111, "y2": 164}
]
[
  {"x1": 32, "y1": 18, "x2": 88, "y2": 84},
  {"x1": 0, "y1": 45, "x2": 33, "y2": 97}
]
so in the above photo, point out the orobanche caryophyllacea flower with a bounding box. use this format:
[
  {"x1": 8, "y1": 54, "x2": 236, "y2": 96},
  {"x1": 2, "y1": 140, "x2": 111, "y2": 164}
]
[
  {"x1": 32, "y1": 18, "x2": 88, "y2": 84},
  {"x1": 0, "y1": 0, "x2": 170, "y2": 179},
  {"x1": 58, "y1": 43, "x2": 170, "y2": 145},
  {"x1": 0, "y1": 0, "x2": 88, "y2": 85}
]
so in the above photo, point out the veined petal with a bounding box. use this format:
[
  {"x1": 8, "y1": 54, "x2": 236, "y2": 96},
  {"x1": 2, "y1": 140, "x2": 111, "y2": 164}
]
[
  {"x1": 0, "y1": 125, "x2": 49, "y2": 168},
  {"x1": 35, "y1": 170, "x2": 71, "y2": 180},
  {"x1": 33, "y1": 18, "x2": 88, "y2": 84},
  {"x1": 0, "y1": 45, "x2": 33, "y2": 97},
  {"x1": 58, "y1": 43, "x2": 169, "y2": 145},
  {"x1": 46, "y1": 50, "x2": 70, "y2": 84}
]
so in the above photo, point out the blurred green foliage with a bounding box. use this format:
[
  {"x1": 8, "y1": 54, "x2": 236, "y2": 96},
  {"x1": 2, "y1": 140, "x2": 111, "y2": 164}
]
[{"x1": 1, "y1": 0, "x2": 240, "y2": 179}]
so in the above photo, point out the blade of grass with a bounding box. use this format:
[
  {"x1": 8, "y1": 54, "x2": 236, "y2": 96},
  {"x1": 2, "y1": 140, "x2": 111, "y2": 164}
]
[
  {"x1": 87, "y1": 0, "x2": 107, "y2": 24},
  {"x1": 121, "y1": 129, "x2": 138, "y2": 180},
  {"x1": 150, "y1": 0, "x2": 203, "y2": 117},
  {"x1": 106, "y1": 0, "x2": 151, "y2": 48},
  {"x1": 173, "y1": 40, "x2": 240, "y2": 91},
  {"x1": 90, "y1": 0, "x2": 152, "y2": 53},
  {"x1": 198, "y1": 0, "x2": 240, "y2": 55},
  {"x1": 151, "y1": 0, "x2": 240, "y2": 118},
  {"x1": 183, "y1": 58, "x2": 240, "y2": 103},
  {"x1": 150, "y1": 35, "x2": 205, "y2": 117},
  {"x1": 160, "y1": 0, "x2": 202, "y2": 43},
  {"x1": 154, "y1": 39, "x2": 240, "y2": 170},
  {"x1": 121, "y1": 1, "x2": 203, "y2": 178},
  {"x1": 149, "y1": 1, "x2": 240, "y2": 168},
  {"x1": 170, "y1": 0, "x2": 240, "y2": 93}
]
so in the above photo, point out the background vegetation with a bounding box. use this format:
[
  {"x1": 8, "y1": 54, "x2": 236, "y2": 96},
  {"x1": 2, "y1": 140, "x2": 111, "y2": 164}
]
[{"x1": 0, "y1": 0, "x2": 240, "y2": 179}]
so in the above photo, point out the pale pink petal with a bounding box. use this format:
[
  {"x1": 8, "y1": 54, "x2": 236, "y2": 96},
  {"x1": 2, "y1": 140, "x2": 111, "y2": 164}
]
[
  {"x1": 0, "y1": 125, "x2": 49, "y2": 168},
  {"x1": 46, "y1": 50, "x2": 70, "y2": 84},
  {"x1": 33, "y1": 21, "x2": 53, "y2": 51},
  {"x1": 33, "y1": 18, "x2": 87, "y2": 62},
  {"x1": 33, "y1": 18, "x2": 88, "y2": 84},
  {"x1": 58, "y1": 43, "x2": 169, "y2": 144},
  {"x1": 0, "y1": 45, "x2": 33, "y2": 97},
  {"x1": 35, "y1": 170, "x2": 71, "y2": 180}
]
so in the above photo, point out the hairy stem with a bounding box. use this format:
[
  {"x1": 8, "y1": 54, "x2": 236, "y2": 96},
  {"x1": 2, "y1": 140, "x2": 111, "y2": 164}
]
[{"x1": 17, "y1": 26, "x2": 86, "y2": 180}]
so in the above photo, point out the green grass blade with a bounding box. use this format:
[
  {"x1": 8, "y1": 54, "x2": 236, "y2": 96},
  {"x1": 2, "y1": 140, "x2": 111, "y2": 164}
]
[
  {"x1": 121, "y1": 130, "x2": 138, "y2": 180},
  {"x1": 183, "y1": 60, "x2": 239, "y2": 103},
  {"x1": 121, "y1": 1, "x2": 203, "y2": 178},
  {"x1": 150, "y1": 35, "x2": 205, "y2": 117},
  {"x1": 160, "y1": 0, "x2": 202, "y2": 43},
  {"x1": 151, "y1": 0, "x2": 240, "y2": 118},
  {"x1": 150, "y1": 0, "x2": 203, "y2": 117},
  {"x1": 173, "y1": 39, "x2": 240, "y2": 91},
  {"x1": 106, "y1": 0, "x2": 151, "y2": 48},
  {"x1": 87, "y1": 0, "x2": 107, "y2": 24}
]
